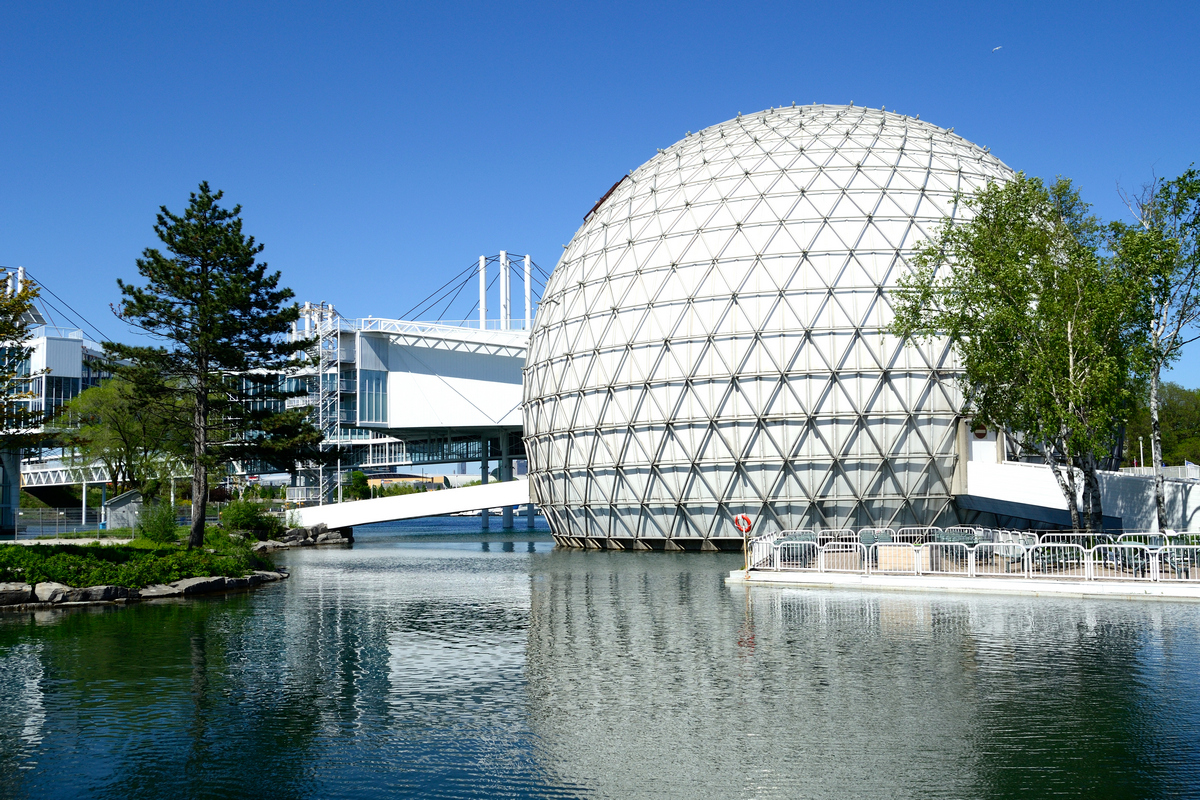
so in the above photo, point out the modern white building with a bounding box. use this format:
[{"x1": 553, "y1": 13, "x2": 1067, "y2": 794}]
[
  {"x1": 287, "y1": 256, "x2": 535, "y2": 508},
  {"x1": 522, "y1": 104, "x2": 1015, "y2": 549},
  {"x1": 1, "y1": 278, "x2": 111, "y2": 532}
]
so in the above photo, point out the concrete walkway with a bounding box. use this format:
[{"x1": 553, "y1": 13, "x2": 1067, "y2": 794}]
[{"x1": 727, "y1": 569, "x2": 1200, "y2": 602}]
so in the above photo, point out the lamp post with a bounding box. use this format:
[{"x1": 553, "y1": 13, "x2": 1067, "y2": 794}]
[{"x1": 1139, "y1": 436, "x2": 1144, "y2": 470}]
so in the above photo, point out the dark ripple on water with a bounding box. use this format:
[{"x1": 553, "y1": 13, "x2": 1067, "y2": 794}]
[{"x1": 1, "y1": 518, "x2": 1199, "y2": 799}]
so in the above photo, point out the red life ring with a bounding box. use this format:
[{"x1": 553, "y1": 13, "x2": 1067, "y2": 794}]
[{"x1": 734, "y1": 514, "x2": 753, "y2": 533}]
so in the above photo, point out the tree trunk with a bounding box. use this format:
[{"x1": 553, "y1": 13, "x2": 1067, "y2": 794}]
[
  {"x1": 1044, "y1": 442, "x2": 1081, "y2": 531},
  {"x1": 189, "y1": 386, "x2": 208, "y2": 549},
  {"x1": 1077, "y1": 457, "x2": 1094, "y2": 533},
  {"x1": 1150, "y1": 364, "x2": 1168, "y2": 533},
  {"x1": 1081, "y1": 452, "x2": 1104, "y2": 534}
]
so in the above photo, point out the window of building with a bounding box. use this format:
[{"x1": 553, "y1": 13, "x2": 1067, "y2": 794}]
[
  {"x1": 45, "y1": 376, "x2": 81, "y2": 419},
  {"x1": 359, "y1": 369, "x2": 387, "y2": 423}
]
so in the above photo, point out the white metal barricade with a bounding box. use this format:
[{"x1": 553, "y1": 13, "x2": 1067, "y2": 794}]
[
  {"x1": 922, "y1": 542, "x2": 971, "y2": 576},
  {"x1": 896, "y1": 526, "x2": 937, "y2": 544},
  {"x1": 1158, "y1": 546, "x2": 1200, "y2": 581},
  {"x1": 870, "y1": 543, "x2": 918, "y2": 574},
  {"x1": 818, "y1": 542, "x2": 867, "y2": 573},
  {"x1": 744, "y1": 528, "x2": 1200, "y2": 586},
  {"x1": 1029, "y1": 544, "x2": 1088, "y2": 580},
  {"x1": 973, "y1": 542, "x2": 1028, "y2": 578},
  {"x1": 857, "y1": 527, "x2": 895, "y2": 544},
  {"x1": 1040, "y1": 532, "x2": 1113, "y2": 548},
  {"x1": 775, "y1": 541, "x2": 819, "y2": 571},
  {"x1": 1090, "y1": 544, "x2": 1156, "y2": 581},
  {"x1": 817, "y1": 528, "x2": 858, "y2": 546},
  {"x1": 749, "y1": 533, "x2": 785, "y2": 569},
  {"x1": 997, "y1": 530, "x2": 1038, "y2": 547},
  {"x1": 1118, "y1": 532, "x2": 1167, "y2": 548},
  {"x1": 942, "y1": 526, "x2": 984, "y2": 544}
]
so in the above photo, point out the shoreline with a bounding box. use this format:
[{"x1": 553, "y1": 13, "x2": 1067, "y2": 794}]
[{"x1": 0, "y1": 569, "x2": 290, "y2": 612}]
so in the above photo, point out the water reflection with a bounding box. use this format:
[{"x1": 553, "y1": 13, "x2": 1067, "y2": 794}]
[
  {"x1": 0, "y1": 521, "x2": 1197, "y2": 799},
  {"x1": 526, "y1": 550, "x2": 1200, "y2": 799}
]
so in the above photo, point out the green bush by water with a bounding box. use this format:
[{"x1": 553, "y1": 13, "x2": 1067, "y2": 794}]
[
  {"x1": 220, "y1": 500, "x2": 284, "y2": 540},
  {"x1": 137, "y1": 502, "x2": 183, "y2": 543},
  {"x1": 0, "y1": 531, "x2": 270, "y2": 589}
]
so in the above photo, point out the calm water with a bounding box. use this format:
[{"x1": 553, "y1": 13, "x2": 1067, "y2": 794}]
[{"x1": 2, "y1": 518, "x2": 1199, "y2": 799}]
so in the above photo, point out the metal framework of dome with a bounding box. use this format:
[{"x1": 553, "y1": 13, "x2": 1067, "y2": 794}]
[{"x1": 522, "y1": 105, "x2": 1014, "y2": 549}]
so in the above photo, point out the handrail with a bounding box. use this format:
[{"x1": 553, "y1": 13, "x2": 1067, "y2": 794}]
[{"x1": 748, "y1": 535, "x2": 1200, "y2": 584}]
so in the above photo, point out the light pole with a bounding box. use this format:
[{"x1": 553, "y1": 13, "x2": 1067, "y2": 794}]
[{"x1": 1139, "y1": 436, "x2": 1144, "y2": 470}]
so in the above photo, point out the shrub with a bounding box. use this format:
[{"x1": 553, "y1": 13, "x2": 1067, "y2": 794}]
[
  {"x1": 137, "y1": 502, "x2": 182, "y2": 543},
  {"x1": 0, "y1": 541, "x2": 268, "y2": 588},
  {"x1": 221, "y1": 500, "x2": 261, "y2": 531},
  {"x1": 220, "y1": 500, "x2": 284, "y2": 540}
]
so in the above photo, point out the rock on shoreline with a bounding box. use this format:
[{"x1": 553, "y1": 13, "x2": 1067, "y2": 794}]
[
  {"x1": 252, "y1": 523, "x2": 353, "y2": 552},
  {"x1": 0, "y1": 570, "x2": 289, "y2": 611}
]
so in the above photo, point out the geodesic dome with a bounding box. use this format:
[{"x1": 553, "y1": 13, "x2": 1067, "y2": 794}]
[{"x1": 522, "y1": 104, "x2": 1014, "y2": 549}]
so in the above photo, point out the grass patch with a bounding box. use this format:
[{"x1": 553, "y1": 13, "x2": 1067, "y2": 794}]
[{"x1": 0, "y1": 529, "x2": 272, "y2": 589}]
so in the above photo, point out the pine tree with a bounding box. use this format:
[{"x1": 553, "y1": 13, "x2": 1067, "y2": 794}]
[{"x1": 109, "y1": 182, "x2": 322, "y2": 547}]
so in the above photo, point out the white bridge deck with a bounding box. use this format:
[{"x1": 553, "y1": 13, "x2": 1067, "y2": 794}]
[{"x1": 296, "y1": 479, "x2": 530, "y2": 530}]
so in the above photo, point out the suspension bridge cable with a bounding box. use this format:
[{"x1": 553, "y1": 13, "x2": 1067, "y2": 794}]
[
  {"x1": 397, "y1": 262, "x2": 477, "y2": 320},
  {"x1": 407, "y1": 270, "x2": 476, "y2": 321},
  {"x1": 12, "y1": 268, "x2": 113, "y2": 342}
]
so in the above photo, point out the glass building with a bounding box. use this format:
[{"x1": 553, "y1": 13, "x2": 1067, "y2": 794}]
[{"x1": 522, "y1": 105, "x2": 1014, "y2": 549}]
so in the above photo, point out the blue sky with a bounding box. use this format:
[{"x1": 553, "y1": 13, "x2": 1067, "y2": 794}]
[{"x1": 2, "y1": 1, "x2": 1198, "y2": 382}]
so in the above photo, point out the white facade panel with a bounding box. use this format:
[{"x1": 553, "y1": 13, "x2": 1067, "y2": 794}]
[
  {"x1": 385, "y1": 345, "x2": 523, "y2": 430},
  {"x1": 524, "y1": 105, "x2": 1014, "y2": 544},
  {"x1": 358, "y1": 333, "x2": 389, "y2": 371},
  {"x1": 43, "y1": 338, "x2": 83, "y2": 378}
]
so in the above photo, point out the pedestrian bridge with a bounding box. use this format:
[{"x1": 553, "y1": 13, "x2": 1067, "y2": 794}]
[{"x1": 295, "y1": 479, "x2": 530, "y2": 530}]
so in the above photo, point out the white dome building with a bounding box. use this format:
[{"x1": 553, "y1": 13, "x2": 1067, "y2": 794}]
[{"x1": 522, "y1": 105, "x2": 1014, "y2": 550}]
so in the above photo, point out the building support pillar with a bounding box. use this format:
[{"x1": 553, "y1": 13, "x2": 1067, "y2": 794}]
[
  {"x1": 0, "y1": 449, "x2": 18, "y2": 539},
  {"x1": 480, "y1": 434, "x2": 489, "y2": 530},
  {"x1": 524, "y1": 254, "x2": 532, "y2": 330},
  {"x1": 501, "y1": 434, "x2": 513, "y2": 530}
]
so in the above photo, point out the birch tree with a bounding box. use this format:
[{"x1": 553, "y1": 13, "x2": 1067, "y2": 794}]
[
  {"x1": 891, "y1": 174, "x2": 1151, "y2": 531},
  {"x1": 1111, "y1": 168, "x2": 1200, "y2": 531}
]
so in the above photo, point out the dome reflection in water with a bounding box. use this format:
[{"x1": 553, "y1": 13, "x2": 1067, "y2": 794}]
[{"x1": 0, "y1": 519, "x2": 1197, "y2": 799}]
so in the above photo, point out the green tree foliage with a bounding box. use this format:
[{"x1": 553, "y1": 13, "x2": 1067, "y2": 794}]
[
  {"x1": 344, "y1": 470, "x2": 370, "y2": 501},
  {"x1": 219, "y1": 499, "x2": 283, "y2": 540},
  {"x1": 136, "y1": 501, "x2": 182, "y2": 543},
  {"x1": 891, "y1": 174, "x2": 1151, "y2": 531},
  {"x1": 59, "y1": 377, "x2": 186, "y2": 496},
  {"x1": 1123, "y1": 382, "x2": 1200, "y2": 467},
  {"x1": 108, "y1": 182, "x2": 323, "y2": 548},
  {"x1": 1110, "y1": 167, "x2": 1200, "y2": 529},
  {"x1": 375, "y1": 482, "x2": 425, "y2": 498}
]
